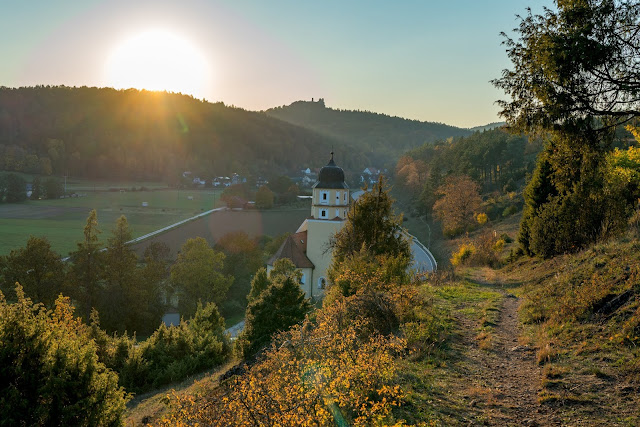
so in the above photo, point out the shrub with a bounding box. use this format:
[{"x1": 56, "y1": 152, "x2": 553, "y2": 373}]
[
  {"x1": 0, "y1": 286, "x2": 127, "y2": 425},
  {"x1": 451, "y1": 243, "x2": 476, "y2": 266},
  {"x1": 502, "y1": 205, "x2": 518, "y2": 217},
  {"x1": 91, "y1": 302, "x2": 230, "y2": 393},
  {"x1": 476, "y1": 212, "x2": 489, "y2": 225},
  {"x1": 237, "y1": 275, "x2": 311, "y2": 359}
]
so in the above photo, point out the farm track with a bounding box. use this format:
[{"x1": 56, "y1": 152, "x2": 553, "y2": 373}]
[{"x1": 455, "y1": 293, "x2": 560, "y2": 426}]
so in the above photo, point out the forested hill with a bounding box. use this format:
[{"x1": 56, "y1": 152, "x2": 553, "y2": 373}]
[
  {"x1": 265, "y1": 99, "x2": 473, "y2": 166},
  {"x1": 0, "y1": 86, "x2": 354, "y2": 181}
]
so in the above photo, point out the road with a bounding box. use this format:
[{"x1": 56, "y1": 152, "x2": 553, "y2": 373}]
[{"x1": 408, "y1": 233, "x2": 437, "y2": 272}]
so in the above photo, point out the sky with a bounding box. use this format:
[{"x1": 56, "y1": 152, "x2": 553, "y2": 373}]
[{"x1": 0, "y1": 0, "x2": 552, "y2": 128}]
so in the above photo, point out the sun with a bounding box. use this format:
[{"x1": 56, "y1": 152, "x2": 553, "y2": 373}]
[{"x1": 106, "y1": 29, "x2": 210, "y2": 96}]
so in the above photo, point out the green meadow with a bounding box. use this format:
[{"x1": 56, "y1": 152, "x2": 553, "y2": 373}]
[{"x1": 0, "y1": 189, "x2": 223, "y2": 256}]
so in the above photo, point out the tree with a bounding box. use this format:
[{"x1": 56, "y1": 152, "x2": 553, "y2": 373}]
[
  {"x1": 494, "y1": 0, "x2": 640, "y2": 256},
  {"x1": 215, "y1": 232, "x2": 264, "y2": 316},
  {"x1": 170, "y1": 237, "x2": 233, "y2": 319},
  {"x1": 3, "y1": 173, "x2": 26, "y2": 203},
  {"x1": 43, "y1": 177, "x2": 63, "y2": 199},
  {"x1": 0, "y1": 236, "x2": 66, "y2": 307},
  {"x1": 100, "y1": 215, "x2": 151, "y2": 333},
  {"x1": 67, "y1": 209, "x2": 104, "y2": 320},
  {"x1": 254, "y1": 185, "x2": 274, "y2": 209},
  {"x1": 330, "y1": 176, "x2": 411, "y2": 268},
  {"x1": 247, "y1": 267, "x2": 270, "y2": 303},
  {"x1": 237, "y1": 274, "x2": 311, "y2": 358},
  {"x1": 0, "y1": 285, "x2": 127, "y2": 425},
  {"x1": 493, "y1": 0, "x2": 640, "y2": 137},
  {"x1": 432, "y1": 175, "x2": 483, "y2": 236}
]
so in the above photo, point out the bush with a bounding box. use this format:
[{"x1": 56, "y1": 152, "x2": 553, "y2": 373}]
[
  {"x1": 0, "y1": 286, "x2": 127, "y2": 425},
  {"x1": 476, "y1": 212, "x2": 489, "y2": 225},
  {"x1": 237, "y1": 275, "x2": 311, "y2": 359},
  {"x1": 91, "y1": 302, "x2": 230, "y2": 393},
  {"x1": 450, "y1": 243, "x2": 476, "y2": 266},
  {"x1": 502, "y1": 205, "x2": 518, "y2": 217}
]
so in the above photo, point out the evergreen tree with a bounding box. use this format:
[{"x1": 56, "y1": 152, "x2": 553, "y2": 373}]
[
  {"x1": 247, "y1": 267, "x2": 269, "y2": 303},
  {"x1": 68, "y1": 209, "x2": 103, "y2": 320},
  {"x1": 0, "y1": 236, "x2": 66, "y2": 307},
  {"x1": 330, "y1": 176, "x2": 411, "y2": 268},
  {"x1": 238, "y1": 274, "x2": 311, "y2": 359},
  {"x1": 100, "y1": 215, "x2": 142, "y2": 333},
  {"x1": 0, "y1": 285, "x2": 127, "y2": 425},
  {"x1": 494, "y1": 0, "x2": 640, "y2": 256}
]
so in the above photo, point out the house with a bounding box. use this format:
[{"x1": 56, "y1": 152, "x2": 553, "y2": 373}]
[
  {"x1": 361, "y1": 167, "x2": 381, "y2": 185},
  {"x1": 267, "y1": 152, "x2": 350, "y2": 299}
]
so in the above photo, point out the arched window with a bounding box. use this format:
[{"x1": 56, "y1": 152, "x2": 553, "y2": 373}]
[{"x1": 318, "y1": 277, "x2": 327, "y2": 289}]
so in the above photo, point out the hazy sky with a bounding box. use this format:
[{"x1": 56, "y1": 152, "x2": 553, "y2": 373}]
[{"x1": 1, "y1": 0, "x2": 552, "y2": 128}]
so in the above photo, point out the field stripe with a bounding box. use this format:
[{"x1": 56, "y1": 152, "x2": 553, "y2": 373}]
[{"x1": 62, "y1": 207, "x2": 226, "y2": 261}]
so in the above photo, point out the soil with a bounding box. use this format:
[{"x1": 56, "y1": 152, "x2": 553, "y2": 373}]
[{"x1": 455, "y1": 293, "x2": 561, "y2": 426}]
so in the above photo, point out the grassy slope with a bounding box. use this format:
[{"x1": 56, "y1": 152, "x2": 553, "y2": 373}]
[
  {"x1": 399, "y1": 217, "x2": 640, "y2": 425},
  {"x1": 505, "y1": 236, "x2": 640, "y2": 423},
  {"x1": 126, "y1": 214, "x2": 640, "y2": 425}
]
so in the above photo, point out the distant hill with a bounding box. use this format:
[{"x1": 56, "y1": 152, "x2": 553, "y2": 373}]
[
  {"x1": 0, "y1": 88, "x2": 473, "y2": 182},
  {"x1": 0, "y1": 87, "x2": 353, "y2": 182},
  {"x1": 468, "y1": 122, "x2": 506, "y2": 132},
  {"x1": 265, "y1": 99, "x2": 472, "y2": 168}
]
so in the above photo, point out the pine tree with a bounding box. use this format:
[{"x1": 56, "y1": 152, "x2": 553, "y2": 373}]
[
  {"x1": 238, "y1": 274, "x2": 311, "y2": 359},
  {"x1": 330, "y1": 176, "x2": 411, "y2": 269},
  {"x1": 68, "y1": 209, "x2": 103, "y2": 320}
]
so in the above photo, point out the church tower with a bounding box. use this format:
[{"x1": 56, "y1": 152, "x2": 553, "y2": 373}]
[
  {"x1": 302, "y1": 152, "x2": 349, "y2": 295},
  {"x1": 267, "y1": 152, "x2": 350, "y2": 299},
  {"x1": 311, "y1": 152, "x2": 350, "y2": 220}
]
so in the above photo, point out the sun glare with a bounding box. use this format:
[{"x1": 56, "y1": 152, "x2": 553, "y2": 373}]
[{"x1": 106, "y1": 30, "x2": 210, "y2": 97}]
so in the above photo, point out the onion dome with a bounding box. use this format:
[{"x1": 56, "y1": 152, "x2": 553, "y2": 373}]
[{"x1": 313, "y1": 152, "x2": 349, "y2": 189}]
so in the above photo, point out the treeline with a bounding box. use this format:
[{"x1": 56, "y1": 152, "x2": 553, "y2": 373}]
[
  {"x1": 395, "y1": 128, "x2": 538, "y2": 225},
  {"x1": 0, "y1": 212, "x2": 278, "y2": 336},
  {"x1": 0, "y1": 172, "x2": 64, "y2": 203},
  {"x1": 265, "y1": 99, "x2": 472, "y2": 168},
  {"x1": 0, "y1": 86, "x2": 345, "y2": 182}
]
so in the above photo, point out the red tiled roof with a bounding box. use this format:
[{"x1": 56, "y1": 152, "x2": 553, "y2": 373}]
[{"x1": 267, "y1": 230, "x2": 315, "y2": 269}]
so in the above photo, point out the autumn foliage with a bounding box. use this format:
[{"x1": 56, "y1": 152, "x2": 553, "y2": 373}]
[{"x1": 433, "y1": 175, "x2": 483, "y2": 236}]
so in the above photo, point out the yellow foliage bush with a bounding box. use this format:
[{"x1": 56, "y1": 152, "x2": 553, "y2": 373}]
[
  {"x1": 476, "y1": 213, "x2": 488, "y2": 225},
  {"x1": 450, "y1": 243, "x2": 476, "y2": 266}
]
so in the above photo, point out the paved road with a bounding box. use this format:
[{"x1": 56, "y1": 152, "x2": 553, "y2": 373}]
[{"x1": 408, "y1": 233, "x2": 437, "y2": 272}]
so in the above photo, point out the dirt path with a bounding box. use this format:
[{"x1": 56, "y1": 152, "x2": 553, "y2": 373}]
[{"x1": 457, "y1": 291, "x2": 561, "y2": 426}]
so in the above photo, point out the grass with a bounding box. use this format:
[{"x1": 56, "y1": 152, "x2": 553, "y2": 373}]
[
  {"x1": 501, "y1": 232, "x2": 640, "y2": 424},
  {"x1": 0, "y1": 189, "x2": 223, "y2": 255}
]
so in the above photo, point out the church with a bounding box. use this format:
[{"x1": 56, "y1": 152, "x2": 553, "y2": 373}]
[{"x1": 267, "y1": 152, "x2": 349, "y2": 299}]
